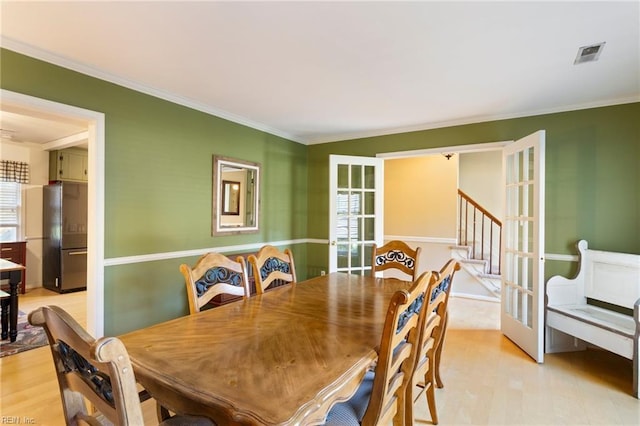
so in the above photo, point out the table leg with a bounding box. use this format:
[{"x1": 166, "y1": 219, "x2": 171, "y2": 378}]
[
  {"x1": 1, "y1": 297, "x2": 8, "y2": 340},
  {"x1": 8, "y1": 269, "x2": 20, "y2": 342}
]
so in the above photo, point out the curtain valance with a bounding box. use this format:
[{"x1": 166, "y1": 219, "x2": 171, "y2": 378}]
[{"x1": 0, "y1": 160, "x2": 30, "y2": 184}]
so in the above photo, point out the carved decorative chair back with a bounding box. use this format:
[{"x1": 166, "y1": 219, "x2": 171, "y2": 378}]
[
  {"x1": 180, "y1": 252, "x2": 250, "y2": 314},
  {"x1": 404, "y1": 259, "x2": 460, "y2": 425},
  {"x1": 371, "y1": 240, "x2": 422, "y2": 281},
  {"x1": 323, "y1": 271, "x2": 433, "y2": 426},
  {"x1": 247, "y1": 245, "x2": 297, "y2": 294},
  {"x1": 28, "y1": 305, "x2": 212, "y2": 426}
]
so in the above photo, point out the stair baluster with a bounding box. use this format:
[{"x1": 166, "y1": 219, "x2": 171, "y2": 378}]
[{"x1": 457, "y1": 189, "x2": 502, "y2": 275}]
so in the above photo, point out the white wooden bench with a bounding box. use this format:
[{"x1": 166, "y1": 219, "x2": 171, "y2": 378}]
[{"x1": 545, "y1": 240, "x2": 640, "y2": 398}]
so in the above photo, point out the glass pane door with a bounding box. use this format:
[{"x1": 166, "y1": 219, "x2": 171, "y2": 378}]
[
  {"x1": 329, "y1": 155, "x2": 383, "y2": 274},
  {"x1": 501, "y1": 131, "x2": 545, "y2": 362}
]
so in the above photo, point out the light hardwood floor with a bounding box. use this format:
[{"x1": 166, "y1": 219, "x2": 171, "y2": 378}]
[
  {"x1": 0, "y1": 288, "x2": 158, "y2": 425},
  {"x1": 1, "y1": 289, "x2": 638, "y2": 425}
]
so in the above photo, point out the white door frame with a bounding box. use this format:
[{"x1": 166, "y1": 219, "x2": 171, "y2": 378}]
[
  {"x1": 377, "y1": 141, "x2": 511, "y2": 161},
  {"x1": 1, "y1": 89, "x2": 105, "y2": 337}
]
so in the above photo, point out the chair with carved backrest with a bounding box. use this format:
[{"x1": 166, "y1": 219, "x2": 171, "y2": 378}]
[
  {"x1": 371, "y1": 240, "x2": 422, "y2": 281},
  {"x1": 404, "y1": 259, "x2": 460, "y2": 425},
  {"x1": 28, "y1": 305, "x2": 212, "y2": 426},
  {"x1": 431, "y1": 258, "x2": 461, "y2": 389},
  {"x1": 180, "y1": 252, "x2": 250, "y2": 314},
  {"x1": 247, "y1": 245, "x2": 297, "y2": 294},
  {"x1": 323, "y1": 271, "x2": 432, "y2": 426}
]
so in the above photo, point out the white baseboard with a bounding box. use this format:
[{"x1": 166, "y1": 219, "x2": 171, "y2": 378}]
[
  {"x1": 451, "y1": 292, "x2": 500, "y2": 303},
  {"x1": 384, "y1": 235, "x2": 457, "y2": 245}
]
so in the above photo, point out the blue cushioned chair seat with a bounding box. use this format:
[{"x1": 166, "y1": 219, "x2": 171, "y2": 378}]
[{"x1": 324, "y1": 371, "x2": 375, "y2": 425}]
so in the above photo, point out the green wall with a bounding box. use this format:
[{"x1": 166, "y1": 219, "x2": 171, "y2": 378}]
[
  {"x1": 1, "y1": 49, "x2": 308, "y2": 334},
  {"x1": 307, "y1": 103, "x2": 640, "y2": 278},
  {"x1": 3, "y1": 47, "x2": 638, "y2": 333}
]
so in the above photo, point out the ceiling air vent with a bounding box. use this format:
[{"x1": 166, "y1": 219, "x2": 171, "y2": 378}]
[{"x1": 574, "y1": 42, "x2": 605, "y2": 64}]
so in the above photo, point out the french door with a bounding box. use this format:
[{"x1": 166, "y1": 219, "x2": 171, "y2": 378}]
[
  {"x1": 328, "y1": 155, "x2": 384, "y2": 274},
  {"x1": 501, "y1": 131, "x2": 546, "y2": 363}
]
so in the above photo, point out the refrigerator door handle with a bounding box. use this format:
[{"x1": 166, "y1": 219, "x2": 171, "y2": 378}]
[{"x1": 67, "y1": 250, "x2": 88, "y2": 256}]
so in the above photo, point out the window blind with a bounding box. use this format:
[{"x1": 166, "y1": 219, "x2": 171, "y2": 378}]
[
  {"x1": 0, "y1": 181, "x2": 20, "y2": 241},
  {"x1": 0, "y1": 181, "x2": 19, "y2": 227}
]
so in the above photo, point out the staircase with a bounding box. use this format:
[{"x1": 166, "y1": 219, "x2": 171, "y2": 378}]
[
  {"x1": 450, "y1": 244, "x2": 501, "y2": 301},
  {"x1": 452, "y1": 190, "x2": 502, "y2": 302}
]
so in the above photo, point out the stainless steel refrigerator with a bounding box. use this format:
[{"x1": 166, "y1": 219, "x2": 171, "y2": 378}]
[{"x1": 43, "y1": 182, "x2": 88, "y2": 293}]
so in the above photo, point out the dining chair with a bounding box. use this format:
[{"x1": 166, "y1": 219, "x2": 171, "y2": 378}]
[
  {"x1": 431, "y1": 259, "x2": 461, "y2": 389},
  {"x1": 371, "y1": 240, "x2": 422, "y2": 280},
  {"x1": 180, "y1": 252, "x2": 250, "y2": 314},
  {"x1": 404, "y1": 260, "x2": 459, "y2": 425},
  {"x1": 247, "y1": 245, "x2": 297, "y2": 294},
  {"x1": 28, "y1": 305, "x2": 213, "y2": 426},
  {"x1": 323, "y1": 271, "x2": 432, "y2": 426}
]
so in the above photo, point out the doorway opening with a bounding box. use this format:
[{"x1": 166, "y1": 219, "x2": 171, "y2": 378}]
[
  {"x1": 377, "y1": 141, "x2": 510, "y2": 329},
  {"x1": 377, "y1": 131, "x2": 547, "y2": 363},
  {"x1": 1, "y1": 89, "x2": 105, "y2": 336}
]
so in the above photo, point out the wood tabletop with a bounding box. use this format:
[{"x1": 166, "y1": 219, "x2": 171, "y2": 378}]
[{"x1": 119, "y1": 272, "x2": 412, "y2": 425}]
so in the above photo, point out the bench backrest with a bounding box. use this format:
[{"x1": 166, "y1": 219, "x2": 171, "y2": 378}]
[{"x1": 580, "y1": 241, "x2": 640, "y2": 310}]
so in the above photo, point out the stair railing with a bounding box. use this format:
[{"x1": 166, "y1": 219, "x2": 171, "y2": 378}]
[{"x1": 457, "y1": 189, "x2": 502, "y2": 275}]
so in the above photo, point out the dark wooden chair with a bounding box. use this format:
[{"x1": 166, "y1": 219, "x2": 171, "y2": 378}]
[
  {"x1": 247, "y1": 245, "x2": 297, "y2": 294},
  {"x1": 405, "y1": 259, "x2": 460, "y2": 425},
  {"x1": 371, "y1": 240, "x2": 422, "y2": 280},
  {"x1": 180, "y1": 252, "x2": 250, "y2": 314},
  {"x1": 323, "y1": 271, "x2": 433, "y2": 426},
  {"x1": 28, "y1": 305, "x2": 212, "y2": 425}
]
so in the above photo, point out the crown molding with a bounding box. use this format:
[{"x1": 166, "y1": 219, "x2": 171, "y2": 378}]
[
  {"x1": 304, "y1": 96, "x2": 640, "y2": 145},
  {"x1": 1, "y1": 37, "x2": 305, "y2": 144},
  {"x1": 4, "y1": 37, "x2": 638, "y2": 147}
]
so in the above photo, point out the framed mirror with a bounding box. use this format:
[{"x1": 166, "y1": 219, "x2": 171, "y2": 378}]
[{"x1": 212, "y1": 156, "x2": 260, "y2": 235}]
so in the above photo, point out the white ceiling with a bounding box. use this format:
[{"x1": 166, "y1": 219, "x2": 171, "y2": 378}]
[
  {"x1": 0, "y1": 106, "x2": 88, "y2": 148},
  {"x1": 1, "y1": 1, "x2": 638, "y2": 146}
]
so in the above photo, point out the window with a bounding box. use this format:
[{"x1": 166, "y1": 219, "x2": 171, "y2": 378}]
[{"x1": 0, "y1": 181, "x2": 21, "y2": 242}]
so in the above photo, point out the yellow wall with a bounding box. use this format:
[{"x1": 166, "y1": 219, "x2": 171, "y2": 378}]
[{"x1": 384, "y1": 155, "x2": 457, "y2": 238}]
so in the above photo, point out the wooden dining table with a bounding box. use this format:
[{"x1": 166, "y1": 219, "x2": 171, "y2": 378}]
[
  {"x1": 119, "y1": 272, "x2": 412, "y2": 425},
  {"x1": 0, "y1": 258, "x2": 25, "y2": 342}
]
